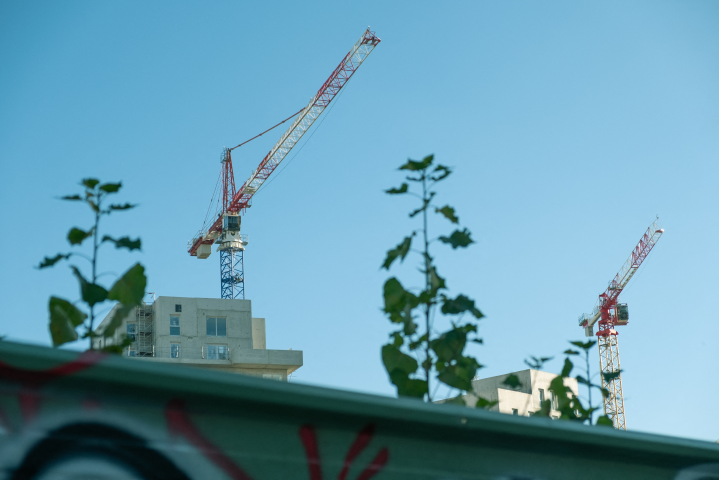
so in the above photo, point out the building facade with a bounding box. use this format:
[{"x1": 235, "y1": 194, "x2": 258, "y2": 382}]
[
  {"x1": 94, "y1": 296, "x2": 302, "y2": 381},
  {"x1": 463, "y1": 369, "x2": 579, "y2": 418}
]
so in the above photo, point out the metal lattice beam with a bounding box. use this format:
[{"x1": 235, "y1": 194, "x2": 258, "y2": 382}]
[
  {"x1": 598, "y1": 327, "x2": 626, "y2": 430},
  {"x1": 220, "y1": 248, "x2": 244, "y2": 299}
]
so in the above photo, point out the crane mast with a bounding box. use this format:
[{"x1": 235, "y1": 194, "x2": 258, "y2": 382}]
[
  {"x1": 578, "y1": 218, "x2": 664, "y2": 429},
  {"x1": 187, "y1": 28, "x2": 381, "y2": 299}
]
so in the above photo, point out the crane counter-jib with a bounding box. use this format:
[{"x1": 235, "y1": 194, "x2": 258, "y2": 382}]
[{"x1": 187, "y1": 28, "x2": 381, "y2": 257}]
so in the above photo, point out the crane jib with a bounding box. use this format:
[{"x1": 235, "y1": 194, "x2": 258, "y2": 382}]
[
  {"x1": 188, "y1": 28, "x2": 381, "y2": 256},
  {"x1": 578, "y1": 218, "x2": 664, "y2": 328}
]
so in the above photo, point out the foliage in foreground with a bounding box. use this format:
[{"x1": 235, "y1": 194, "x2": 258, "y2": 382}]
[
  {"x1": 381, "y1": 154, "x2": 485, "y2": 403},
  {"x1": 380, "y1": 155, "x2": 615, "y2": 427},
  {"x1": 38, "y1": 178, "x2": 146, "y2": 351}
]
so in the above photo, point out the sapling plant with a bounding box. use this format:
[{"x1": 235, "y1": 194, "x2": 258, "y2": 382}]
[
  {"x1": 38, "y1": 178, "x2": 146, "y2": 351},
  {"x1": 527, "y1": 341, "x2": 614, "y2": 426},
  {"x1": 381, "y1": 155, "x2": 485, "y2": 403}
]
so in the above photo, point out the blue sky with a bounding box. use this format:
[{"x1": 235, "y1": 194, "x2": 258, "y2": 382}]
[{"x1": 1, "y1": 1, "x2": 717, "y2": 441}]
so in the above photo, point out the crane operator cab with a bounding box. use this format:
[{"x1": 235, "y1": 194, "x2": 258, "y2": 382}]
[
  {"x1": 217, "y1": 213, "x2": 246, "y2": 252},
  {"x1": 615, "y1": 304, "x2": 629, "y2": 326},
  {"x1": 223, "y1": 213, "x2": 241, "y2": 233}
]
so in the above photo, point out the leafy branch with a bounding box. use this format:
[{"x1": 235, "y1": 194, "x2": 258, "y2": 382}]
[
  {"x1": 527, "y1": 340, "x2": 613, "y2": 426},
  {"x1": 38, "y1": 178, "x2": 146, "y2": 351},
  {"x1": 381, "y1": 155, "x2": 485, "y2": 403}
]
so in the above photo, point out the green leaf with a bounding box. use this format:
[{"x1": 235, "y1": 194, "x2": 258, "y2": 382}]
[
  {"x1": 435, "y1": 205, "x2": 459, "y2": 224},
  {"x1": 475, "y1": 397, "x2": 498, "y2": 409},
  {"x1": 390, "y1": 331, "x2": 403, "y2": 348},
  {"x1": 430, "y1": 164, "x2": 451, "y2": 182},
  {"x1": 602, "y1": 370, "x2": 622, "y2": 383},
  {"x1": 536, "y1": 399, "x2": 552, "y2": 417},
  {"x1": 560, "y1": 357, "x2": 574, "y2": 377},
  {"x1": 108, "y1": 203, "x2": 136, "y2": 211},
  {"x1": 70, "y1": 266, "x2": 108, "y2": 307},
  {"x1": 382, "y1": 344, "x2": 426, "y2": 398},
  {"x1": 383, "y1": 277, "x2": 419, "y2": 335},
  {"x1": 67, "y1": 227, "x2": 93, "y2": 245},
  {"x1": 471, "y1": 338, "x2": 483, "y2": 344},
  {"x1": 102, "y1": 303, "x2": 134, "y2": 338},
  {"x1": 382, "y1": 236, "x2": 412, "y2": 270},
  {"x1": 570, "y1": 340, "x2": 597, "y2": 352},
  {"x1": 596, "y1": 415, "x2": 614, "y2": 427},
  {"x1": 431, "y1": 328, "x2": 468, "y2": 364},
  {"x1": 440, "y1": 294, "x2": 483, "y2": 318},
  {"x1": 82, "y1": 178, "x2": 100, "y2": 189},
  {"x1": 437, "y1": 355, "x2": 481, "y2": 391},
  {"x1": 102, "y1": 235, "x2": 142, "y2": 251},
  {"x1": 427, "y1": 265, "x2": 446, "y2": 294},
  {"x1": 563, "y1": 349, "x2": 580, "y2": 356},
  {"x1": 100, "y1": 336, "x2": 132, "y2": 354},
  {"x1": 399, "y1": 154, "x2": 433, "y2": 172},
  {"x1": 439, "y1": 229, "x2": 474, "y2": 249},
  {"x1": 99, "y1": 182, "x2": 122, "y2": 193},
  {"x1": 502, "y1": 374, "x2": 523, "y2": 389},
  {"x1": 575, "y1": 375, "x2": 591, "y2": 386},
  {"x1": 37, "y1": 253, "x2": 71, "y2": 269},
  {"x1": 386, "y1": 183, "x2": 408, "y2": 194},
  {"x1": 60, "y1": 194, "x2": 82, "y2": 201},
  {"x1": 48, "y1": 296, "x2": 87, "y2": 346},
  {"x1": 108, "y1": 263, "x2": 146, "y2": 306},
  {"x1": 524, "y1": 355, "x2": 553, "y2": 369},
  {"x1": 600, "y1": 387, "x2": 610, "y2": 398},
  {"x1": 398, "y1": 379, "x2": 429, "y2": 398}
]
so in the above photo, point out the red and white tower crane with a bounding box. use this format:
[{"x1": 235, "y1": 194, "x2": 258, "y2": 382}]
[
  {"x1": 578, "y1": 218, "x2": 664, "y2": 429},
  {"x1": 187, "y1": 28, "x2": 381, "y2": 299}
]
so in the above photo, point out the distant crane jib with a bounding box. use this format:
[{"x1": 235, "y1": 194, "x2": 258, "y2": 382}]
[{"x1": 581, "y1": 219, "x2": 664, "y2": 328}]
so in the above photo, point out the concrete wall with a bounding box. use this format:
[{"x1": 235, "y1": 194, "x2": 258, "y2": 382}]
[
  {"x1": 463, "y1": 369, "x2": 579, "y2": 418},
  {"x1": 93, "y1": 296, "x2": 301, "y2": 381},
  {"x1": 153, "y1": 296, "x2": 253, "y2": 358},
  {"x1": 251, "y1": 318, "x2": 266, "y2": 350}
]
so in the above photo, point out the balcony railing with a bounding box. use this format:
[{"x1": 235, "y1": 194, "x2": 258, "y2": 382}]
[{"x1": 125, "y1": 346, "x2": 231, "y2": 361}]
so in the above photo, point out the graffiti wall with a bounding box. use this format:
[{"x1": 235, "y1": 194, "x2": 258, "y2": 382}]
[{"x1": 0, "y1": 342, "x2": 717, "y2": 480}]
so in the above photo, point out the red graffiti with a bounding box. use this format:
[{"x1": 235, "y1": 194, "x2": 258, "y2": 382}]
[
  {"x1": 0, "y1": 350, "x2": 105, "y2": 422},
  {"x1": 165, "y1": 399, "x2": 255, "y2": 480},
  {"x1": 300, "y1": 424, "x2": 389, "y2": 480},
  {"x1": 166, "y1": 399, "x2": 389, "y2": 480}
]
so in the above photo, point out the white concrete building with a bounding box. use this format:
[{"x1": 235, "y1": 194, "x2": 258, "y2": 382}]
[
  {"x1": 94, "y1": 296, "x2": 302, "y2": 381},
  {"x1": 463, "y1": 369, "x2": 579, "y2": 418}
]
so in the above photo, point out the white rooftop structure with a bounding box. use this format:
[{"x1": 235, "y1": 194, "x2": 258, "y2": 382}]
[{"x1": 94, "y1": 296, "x2": 302, "y2": 382}]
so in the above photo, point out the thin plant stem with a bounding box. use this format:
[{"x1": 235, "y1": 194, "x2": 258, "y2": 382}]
[
  {"x1": 89, "y1": 192, "x2": 101, "y2": 350},
  {"x1": 422, "y1": 171, "x2": 432, "y2": 402}
]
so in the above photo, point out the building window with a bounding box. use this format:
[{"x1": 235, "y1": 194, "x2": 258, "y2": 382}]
[
  {"x1": 512, "y1": 409, "x2": 518, "y2": 416},
  {"x1": 539, "y1": 388, "x2": 545, "y2": 404},
  {"x1": 170, "y1": 316, "x2": 180, "y2": 336},
  {"x1": 206, "y1": 317, "x2": 226, "y2": 337},
  {"x1": 175, "y1": 304, "x2": 182, "y2": 312},
  {"x1": 551, "y1": 392, "x2": 558, "y2": 410},
  {"x1": 171, "y1": 343, "x2": 180, "y2": 359},
  {"x1": 207, "y1": 345, "x2": 228, "y2": 360},
  {"x1": 127, "y1": 323, "x2": 136, "y2": 342}
]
